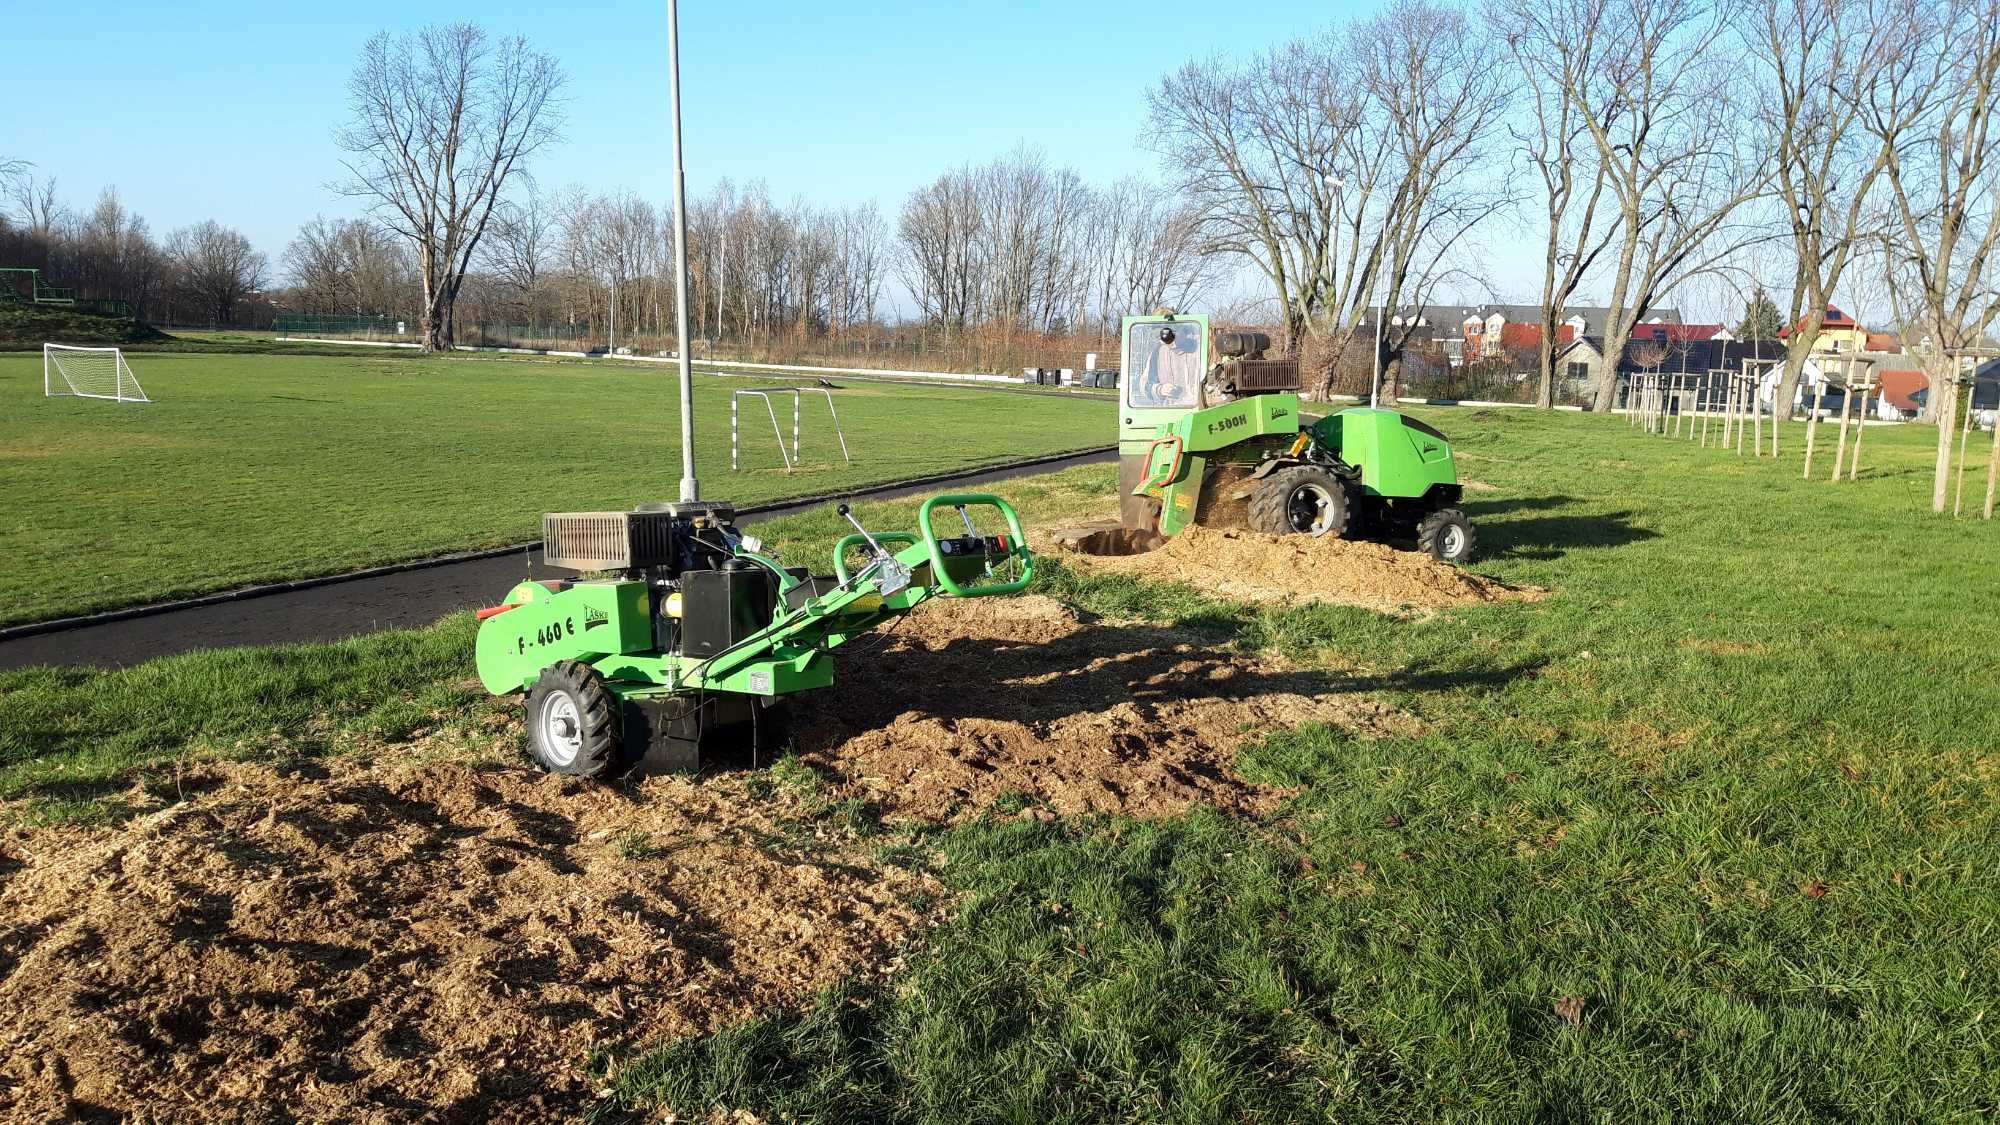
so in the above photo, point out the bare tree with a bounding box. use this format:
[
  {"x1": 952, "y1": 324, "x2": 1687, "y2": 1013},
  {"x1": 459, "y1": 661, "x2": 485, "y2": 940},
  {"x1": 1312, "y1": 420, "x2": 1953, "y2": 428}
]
[
  {"x1": 168, "y1": 220, "x2": 267, "y2": 324},
  {"x1": 1575, "y1": 0, "x2": 1770, "y2": 412},
  {"x1": 6, "y1": 169, "x2": 61, "y2": 236},
  {"x1": 284, "y1": 217, "x2": 414, "y2": 316},
  {"x1": 1491, "y1": 0, "x2": 1621, "y2": 407},
  {"x1": 898, "y1": 168, "x2": 982, "y2": 329},
  {"x1": 1864, "y1": 0, "x2": 2000, "y2": 510},
  {"x1": 1096, "y1": 177, "x2": 1220, "y2": 321},
  {"x1": 829, "y1": 203, "x2": 887, "y2": 331},
  {"x1": 1149, "y1": 36, "x2": 1346, "y2": 344},
  {"x1": 1150, "y1": 1, "x2": 1513, "y2": 385},
  {"x1": 334, "y1": 23, "x2": 563, "y2": 352},
  {"x1": 1756, "y1": 0, "x2": 1911, "y2": 419},
  {"x1": 480, "y1": 187, "x2": 555, "y2": 308},
  {"x1": 284, "y1": 217, "x2": 351, "y2": 313},
  {"x1": 0, "y1": 157, "x2": 26, "y2": 218}
]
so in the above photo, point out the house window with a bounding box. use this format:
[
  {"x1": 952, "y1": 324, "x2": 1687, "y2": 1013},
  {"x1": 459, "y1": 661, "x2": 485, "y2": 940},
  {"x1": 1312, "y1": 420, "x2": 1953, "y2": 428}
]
[{"x1": 1566, "y1": 362, "x2": 1588, "y2": 383}]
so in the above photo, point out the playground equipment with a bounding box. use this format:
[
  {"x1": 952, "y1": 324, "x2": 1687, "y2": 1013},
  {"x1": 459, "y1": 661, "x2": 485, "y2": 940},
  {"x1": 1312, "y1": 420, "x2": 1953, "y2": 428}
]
[
  {"x1": 1051, "y1": 312, "x2": 1473, "y2": 562},
  {"x1": 730, "y1": 387, "x2": 851, "y2": 472}
]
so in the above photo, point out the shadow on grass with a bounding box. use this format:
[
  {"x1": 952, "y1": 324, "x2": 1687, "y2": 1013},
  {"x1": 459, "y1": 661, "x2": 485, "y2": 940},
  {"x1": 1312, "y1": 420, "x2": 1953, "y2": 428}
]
[
  {"x1": 792, "y1": 619, "x2": 1545, "y2": 740},
  {"x1": 1474, "y1": 510, "x2": 1658, "y2": 560},
  {"x1": 1460, "y1": 493, "x2": 1585, "y2": 517}
]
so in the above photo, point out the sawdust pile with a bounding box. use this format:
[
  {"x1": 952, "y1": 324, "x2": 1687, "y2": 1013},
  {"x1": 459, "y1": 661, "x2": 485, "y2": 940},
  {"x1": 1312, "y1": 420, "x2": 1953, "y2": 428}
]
[
  {"x1": 0, "y1": 760, "x2": 939, "y2": 1122},
  {"x1": 1070, "y1": 525, "x2": 1541, "y2": 611},
  {"x1": 794, "y1": 594, "x2": 1420, "y2": 821}
]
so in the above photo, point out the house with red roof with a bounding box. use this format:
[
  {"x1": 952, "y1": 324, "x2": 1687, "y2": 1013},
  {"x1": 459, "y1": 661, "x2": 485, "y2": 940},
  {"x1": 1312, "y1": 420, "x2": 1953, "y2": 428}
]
[
  {"x1": 1777, "y1": 306, "x2": 1870, "y2": 354},
  {"x1": 1876, "y1": 368, "x2": 1928, "y2": 419}
]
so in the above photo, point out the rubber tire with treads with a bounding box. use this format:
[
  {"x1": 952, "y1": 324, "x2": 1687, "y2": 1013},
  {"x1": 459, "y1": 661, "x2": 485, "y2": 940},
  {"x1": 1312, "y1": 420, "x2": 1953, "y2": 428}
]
[
  {"x1": 1415, "y1": 508, "x2": 1475, "y2": 564},
  {"x1": 1247, "y1": 465, "x2": 1350, "y2": 538},
  {"x1": 524, "y1": 661, "x2": 625, "y2": 779}
]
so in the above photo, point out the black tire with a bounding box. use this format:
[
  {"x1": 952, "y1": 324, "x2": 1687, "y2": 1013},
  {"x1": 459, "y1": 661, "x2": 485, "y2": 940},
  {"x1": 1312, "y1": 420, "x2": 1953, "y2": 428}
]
[
  {"x1": 524, "y1": 661, "x2": 625, "y2": 779},
  {"x1": 1415, "y1": 508, "x2": 1475, "y2": 564},
  {"x1": 1247, "y1": 466, "x2": 1350, "y2": 538}
]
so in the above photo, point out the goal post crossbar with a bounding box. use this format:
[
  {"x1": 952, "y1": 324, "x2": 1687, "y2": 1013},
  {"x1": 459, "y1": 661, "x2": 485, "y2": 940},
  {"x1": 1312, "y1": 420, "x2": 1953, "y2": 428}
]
[{"x1": 43, "y1": 343, "x2": 149, "y2": 403}]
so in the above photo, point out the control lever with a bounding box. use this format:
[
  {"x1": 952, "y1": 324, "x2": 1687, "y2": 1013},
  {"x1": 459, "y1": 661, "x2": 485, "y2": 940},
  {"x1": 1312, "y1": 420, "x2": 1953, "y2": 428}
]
[
  {"x1": 955, "y1": 503, "x2": 994, "y2": 578},
  {"x1": 836, "y1": 504, "x2": 912, "y2": 596}
]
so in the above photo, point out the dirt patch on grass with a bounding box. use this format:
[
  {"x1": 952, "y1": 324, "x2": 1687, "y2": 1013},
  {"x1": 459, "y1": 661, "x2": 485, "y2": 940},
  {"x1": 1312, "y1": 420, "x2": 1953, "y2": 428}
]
[
  {"x1": 0, "y1": 595, "x2": 1407, "y2": 1120},
  {"x1": 1059, "y1": 524, "x2": 1541, "y2": 613},
  {"x1": 793, "y1": 594, "x2": 1419, "y2": 821},
  {"x1": 0, "y1": 759, "x2": 938, "y2": 1122}
]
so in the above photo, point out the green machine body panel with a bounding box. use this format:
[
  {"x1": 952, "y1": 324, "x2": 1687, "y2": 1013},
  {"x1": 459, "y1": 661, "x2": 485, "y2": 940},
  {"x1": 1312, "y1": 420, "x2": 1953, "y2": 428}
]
[
  {"x1": 1310, "y1": 408, "x2": 1458, "y2": 499},
  {"x1": 475, "y1": 579, "x2": 652, "y2": 694},
  {"x1": 1132, "y1": 393, "x2": 1303, "y2": 536}
]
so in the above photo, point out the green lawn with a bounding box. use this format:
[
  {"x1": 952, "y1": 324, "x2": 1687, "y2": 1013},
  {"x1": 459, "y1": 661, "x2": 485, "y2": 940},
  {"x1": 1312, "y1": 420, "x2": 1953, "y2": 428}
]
[
  {"x1": 0, "y1": 349, "x2": 1110, "y2": 625},
  {"x1": 3, "y1": 408, "x2": 1996, "y2": 1118}
]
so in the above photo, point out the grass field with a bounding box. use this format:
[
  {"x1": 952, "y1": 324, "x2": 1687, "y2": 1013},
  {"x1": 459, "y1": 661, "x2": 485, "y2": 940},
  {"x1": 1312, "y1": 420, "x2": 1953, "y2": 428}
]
[
  {"x1": 3, "y1": 408, "x2": 1996, "y2": 1118},
  {"x1": 0, "y1": 348, "x2": 1110, "y2": 625}
]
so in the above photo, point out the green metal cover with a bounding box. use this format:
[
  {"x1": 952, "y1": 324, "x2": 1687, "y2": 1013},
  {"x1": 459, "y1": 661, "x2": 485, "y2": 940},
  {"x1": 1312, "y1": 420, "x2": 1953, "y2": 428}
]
[
  {"x1": 1311, "y1": 408, "x2": 1457, "y2": 498},
  {"x1": 474, "y1": 580, "x2": 651, "y2": 693},
  {"x1": 1134, "y1": 393, "x2": 1303, "y2": 536}
]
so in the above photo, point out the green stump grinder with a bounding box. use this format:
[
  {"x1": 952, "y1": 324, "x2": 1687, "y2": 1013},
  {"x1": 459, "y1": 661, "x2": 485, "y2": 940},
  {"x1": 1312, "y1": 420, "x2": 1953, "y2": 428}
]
[
  {"x1": 1053, "y1": 312, "x2": 1474, "y2": 562},
  {"x1": 476, "y1": 495, "x2": 1034, "y2": 778}
]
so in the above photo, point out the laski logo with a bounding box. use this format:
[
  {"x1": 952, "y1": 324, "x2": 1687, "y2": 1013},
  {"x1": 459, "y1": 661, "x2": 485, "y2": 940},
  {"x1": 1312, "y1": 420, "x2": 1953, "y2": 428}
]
[
  {"x1": 1272, "y1": 408, "x2": 1291, "y2": 420},
  {"x1": 583, "y1": 607, "x2": 609, "y2": 631}
]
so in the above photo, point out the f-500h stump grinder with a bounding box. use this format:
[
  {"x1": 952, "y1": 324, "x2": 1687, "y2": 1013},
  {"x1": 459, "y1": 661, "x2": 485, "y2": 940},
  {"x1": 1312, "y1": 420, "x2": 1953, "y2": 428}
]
[{"x1": 1052, "y1": 311, "x2": 1475, "y2": 562}]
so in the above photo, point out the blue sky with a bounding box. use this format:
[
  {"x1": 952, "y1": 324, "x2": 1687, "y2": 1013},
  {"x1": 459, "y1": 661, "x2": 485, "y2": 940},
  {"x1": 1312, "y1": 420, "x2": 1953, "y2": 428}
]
[
  {"x1": 5, "y1": 0, "x2": 1783, "y2": 321},
  {"x1": 3, "y1": 1, "x2": 1341, "y2": 263}
]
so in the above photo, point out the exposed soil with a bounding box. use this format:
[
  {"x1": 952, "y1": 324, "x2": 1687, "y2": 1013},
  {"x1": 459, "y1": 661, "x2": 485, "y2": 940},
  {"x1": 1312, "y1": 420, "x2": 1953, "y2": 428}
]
[
  {"x1": 794, "y1": 594, "x2": 1420, "y2": 821},
  {"x1": 1061, "y1": 524, "x2": 1543, "y2": 613},
  {"x1": 0, "y1": 760, "x2": 941, "y2": 1123},
  {"x1": 0, "y1": 595, "x2": 1411, "y2": 1121}
]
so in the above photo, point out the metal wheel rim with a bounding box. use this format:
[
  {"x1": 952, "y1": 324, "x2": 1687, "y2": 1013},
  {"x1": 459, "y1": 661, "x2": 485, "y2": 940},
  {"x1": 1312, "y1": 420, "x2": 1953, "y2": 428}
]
[
  {"x1": 540, "y1": 691, "x2": 583, "y2": 767},
  {"x1": 1287, "y1": 482, "x2": 1339, "y2": 537},
  {"x1": 1439, "y1": 524, "x2": 1466, "y2": 558}
]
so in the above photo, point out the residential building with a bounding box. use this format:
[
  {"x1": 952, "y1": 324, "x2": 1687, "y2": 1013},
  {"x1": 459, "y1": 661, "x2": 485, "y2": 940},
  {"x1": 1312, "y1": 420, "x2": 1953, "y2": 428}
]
[
  {"x1": 1777, "y1": 306, "x2": 1869, "y2": 354},
  {"x1": 1455, "y1": 303, "x2": 1686, "y2": 358},
  {"x1": 1553, "y1": 336, "x2": 1784, "y2": 408},
  {"x1": 1876, "y1": 368, "x2": 1928, "y2": 420}
]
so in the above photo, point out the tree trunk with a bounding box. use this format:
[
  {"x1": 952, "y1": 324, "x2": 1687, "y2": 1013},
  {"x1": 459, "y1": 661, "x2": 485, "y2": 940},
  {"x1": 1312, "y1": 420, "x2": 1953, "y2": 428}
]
[
  {"x1": 422, "y1": 287, "x2": 452, "y2": 353},
  {"x1": 1931, "y1": 355, "x2": 1959, "y2": 513},
  {"x1": 1771, "y1": 316, "x2": 1820, "y2": 429},
  {"x1": 1590, "y1": 231, "x2": 1642, "y2": 413},
  {"x1": 1536, "y1": 317, "x2": 1558, "y2": 409}
]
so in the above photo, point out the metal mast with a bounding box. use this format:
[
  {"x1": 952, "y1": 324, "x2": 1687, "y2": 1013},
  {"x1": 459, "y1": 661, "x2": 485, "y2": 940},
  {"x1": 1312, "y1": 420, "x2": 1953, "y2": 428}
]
[{"x1": 667, "y1": 0, "x2": 698, "y2": 501}]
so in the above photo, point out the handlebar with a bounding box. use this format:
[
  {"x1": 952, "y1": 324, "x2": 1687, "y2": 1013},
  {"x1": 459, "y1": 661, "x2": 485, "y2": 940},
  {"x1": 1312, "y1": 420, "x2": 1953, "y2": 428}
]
[
  {"x1": 918, "y1": 493, "x2": 1033, "y2": 597},
  {"x1": 833, "y1": 531, "x2": 918, "y2": 584},
  {"x1": 1136, "y1": 434, "x2": 1186, "y2": 492}
]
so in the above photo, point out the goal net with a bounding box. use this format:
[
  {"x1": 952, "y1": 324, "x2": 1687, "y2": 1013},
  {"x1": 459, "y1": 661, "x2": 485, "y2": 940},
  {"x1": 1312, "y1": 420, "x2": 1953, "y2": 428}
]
[{"x1": 44, "y1": 344, "x2": 149, "y2": 403}]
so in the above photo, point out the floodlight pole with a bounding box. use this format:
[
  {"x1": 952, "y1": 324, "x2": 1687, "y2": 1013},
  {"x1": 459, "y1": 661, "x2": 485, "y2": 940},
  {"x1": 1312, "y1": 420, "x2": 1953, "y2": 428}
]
[{"x1": 667, "y1": 0, "x2": 699, "y2": 502}]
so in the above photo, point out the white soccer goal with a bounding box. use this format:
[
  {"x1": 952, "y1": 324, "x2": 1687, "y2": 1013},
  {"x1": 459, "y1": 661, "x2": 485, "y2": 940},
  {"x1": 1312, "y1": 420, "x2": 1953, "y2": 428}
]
[{"x1": 44, "y1": 344, "x2": 149, "y2": 403}]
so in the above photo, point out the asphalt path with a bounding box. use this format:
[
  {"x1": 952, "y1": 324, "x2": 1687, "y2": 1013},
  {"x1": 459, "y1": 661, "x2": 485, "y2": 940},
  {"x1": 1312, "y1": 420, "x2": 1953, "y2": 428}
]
[{"x1": 0, "y1": 449, "x2": 1113, "y2": 671}]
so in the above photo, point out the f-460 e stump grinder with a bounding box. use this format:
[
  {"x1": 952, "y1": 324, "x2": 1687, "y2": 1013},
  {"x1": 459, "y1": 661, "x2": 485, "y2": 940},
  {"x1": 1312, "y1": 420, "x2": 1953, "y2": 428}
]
[
  {"x1": 1052, "y1": 312, "x2": 1475, "y2": 563},
  {"x1": 476, "y1": 495, "x2": 1033, "y2": 778}
]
